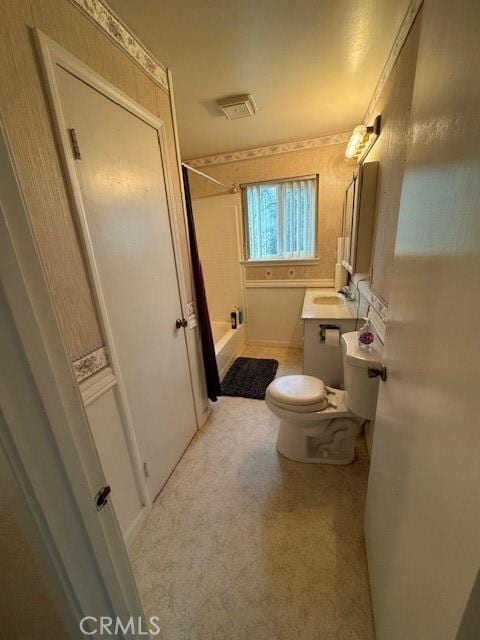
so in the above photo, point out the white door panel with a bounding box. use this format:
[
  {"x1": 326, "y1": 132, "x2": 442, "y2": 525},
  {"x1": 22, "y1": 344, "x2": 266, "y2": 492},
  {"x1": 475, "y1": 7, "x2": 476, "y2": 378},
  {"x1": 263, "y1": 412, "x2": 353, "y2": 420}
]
[
  {"x1": 56, "y1": 66, "x2": 196, "y2": 499},
  {"x1": 364, "y1": 2, "x2": 480, "y2": 638}
]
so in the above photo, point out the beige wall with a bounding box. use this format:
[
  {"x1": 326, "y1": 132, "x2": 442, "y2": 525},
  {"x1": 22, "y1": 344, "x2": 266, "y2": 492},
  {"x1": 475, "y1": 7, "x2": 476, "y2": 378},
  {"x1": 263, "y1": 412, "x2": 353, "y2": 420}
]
[
  {"x1": 366, "y1": 12, "x2": 421, "y2": 303},
  {"x1": 188, "y1": 143, "x2": 352, "y2": 281},
  {"x1": 245, "y1": 287, "x2": 305, "y2": 347},
  {"x1": 0, "y1": 0, "x2": 191, "y2": 360}
]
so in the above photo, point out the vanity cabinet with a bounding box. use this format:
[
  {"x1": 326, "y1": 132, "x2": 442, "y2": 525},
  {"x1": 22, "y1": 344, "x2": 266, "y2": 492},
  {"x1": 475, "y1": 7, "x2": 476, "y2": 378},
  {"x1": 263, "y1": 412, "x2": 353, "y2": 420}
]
[
  {"x1": 342, "y1": 161, "x2": 379, "y2": 275},
  {"x1": 303, "y1": 318, "x2": 358, "y2": 388}
]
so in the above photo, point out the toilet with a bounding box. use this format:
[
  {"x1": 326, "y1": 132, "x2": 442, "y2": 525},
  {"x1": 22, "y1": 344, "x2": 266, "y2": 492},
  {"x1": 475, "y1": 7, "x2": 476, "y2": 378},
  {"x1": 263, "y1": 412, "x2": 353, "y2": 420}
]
[{"x1": 265, "y1": 331, "x2": 383, "y2": 464}]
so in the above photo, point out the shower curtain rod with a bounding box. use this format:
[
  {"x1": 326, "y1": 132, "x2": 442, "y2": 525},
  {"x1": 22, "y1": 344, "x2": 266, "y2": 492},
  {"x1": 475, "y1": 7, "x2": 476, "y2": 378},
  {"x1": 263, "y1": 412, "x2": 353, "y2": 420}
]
[{"x1": 181, "y1": 162, "x2": 236, "y2": 191}]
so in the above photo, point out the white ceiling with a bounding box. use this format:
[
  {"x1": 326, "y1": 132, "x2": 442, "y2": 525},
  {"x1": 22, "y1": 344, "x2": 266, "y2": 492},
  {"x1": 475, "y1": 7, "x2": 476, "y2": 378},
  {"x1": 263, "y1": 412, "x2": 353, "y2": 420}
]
[{"x1": 108, "y1": 0, "x2": 410, "y2": 160}]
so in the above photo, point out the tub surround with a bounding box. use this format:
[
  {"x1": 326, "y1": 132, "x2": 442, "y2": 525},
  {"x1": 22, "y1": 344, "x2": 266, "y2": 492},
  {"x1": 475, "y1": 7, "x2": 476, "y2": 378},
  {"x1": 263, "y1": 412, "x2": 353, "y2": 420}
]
[
  {"x1": 192, "y1": 194, "x2": 244, "y2": 324},
  {"x1": 192, "y1": 194, "x2": 246, "y2": 380},
  {"x1": 211, "y1": 321, "x2": 231, "y2": 346}
]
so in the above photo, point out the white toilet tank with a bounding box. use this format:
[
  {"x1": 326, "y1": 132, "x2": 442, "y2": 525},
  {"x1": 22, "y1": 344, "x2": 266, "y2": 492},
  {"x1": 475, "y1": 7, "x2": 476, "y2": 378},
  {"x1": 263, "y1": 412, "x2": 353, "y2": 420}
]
[{"x1": 341, "y1": 332, "x2": 384, "y2": 420}]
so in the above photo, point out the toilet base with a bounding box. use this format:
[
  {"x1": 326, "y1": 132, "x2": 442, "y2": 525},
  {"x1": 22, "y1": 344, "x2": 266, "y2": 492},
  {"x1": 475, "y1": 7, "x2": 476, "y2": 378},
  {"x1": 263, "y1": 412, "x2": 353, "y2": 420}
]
[{"x1": 276, "y1": 416, "x2": 361, "y2": 465}]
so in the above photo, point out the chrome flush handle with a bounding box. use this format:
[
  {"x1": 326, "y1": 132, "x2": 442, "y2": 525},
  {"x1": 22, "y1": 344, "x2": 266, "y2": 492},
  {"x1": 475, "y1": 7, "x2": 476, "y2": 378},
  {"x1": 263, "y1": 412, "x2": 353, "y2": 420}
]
[{"x1": 367, "y1": 365, "x2": 387, "y2": 382}]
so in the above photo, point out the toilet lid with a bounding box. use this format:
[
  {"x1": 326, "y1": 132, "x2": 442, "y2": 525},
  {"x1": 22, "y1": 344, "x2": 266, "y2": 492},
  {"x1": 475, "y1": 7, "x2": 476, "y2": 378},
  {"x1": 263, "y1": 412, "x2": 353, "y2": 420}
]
[{"x1": 266, "y1": 375, "x2": 328, "y2": 412}]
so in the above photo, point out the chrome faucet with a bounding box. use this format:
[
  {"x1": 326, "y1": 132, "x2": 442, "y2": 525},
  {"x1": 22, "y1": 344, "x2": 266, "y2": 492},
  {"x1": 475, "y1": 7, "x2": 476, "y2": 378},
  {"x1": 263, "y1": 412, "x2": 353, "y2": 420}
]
[{"x1": 338, "y1": 285, "x2": 355, "y2": 301}]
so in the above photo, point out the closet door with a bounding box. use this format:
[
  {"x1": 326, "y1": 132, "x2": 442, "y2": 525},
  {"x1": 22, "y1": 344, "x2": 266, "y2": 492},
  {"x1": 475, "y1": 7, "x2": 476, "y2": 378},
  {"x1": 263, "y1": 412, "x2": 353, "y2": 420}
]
[{"x1": 55, "y1": 66, "x2": 196, "y2": 500}]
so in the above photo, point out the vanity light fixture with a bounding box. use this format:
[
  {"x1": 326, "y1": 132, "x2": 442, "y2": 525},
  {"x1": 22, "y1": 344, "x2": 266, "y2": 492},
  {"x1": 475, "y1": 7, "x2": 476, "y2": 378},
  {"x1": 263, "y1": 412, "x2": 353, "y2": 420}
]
[{"x1": 345, "y1": 115, "x2": 381, "y2": 162}]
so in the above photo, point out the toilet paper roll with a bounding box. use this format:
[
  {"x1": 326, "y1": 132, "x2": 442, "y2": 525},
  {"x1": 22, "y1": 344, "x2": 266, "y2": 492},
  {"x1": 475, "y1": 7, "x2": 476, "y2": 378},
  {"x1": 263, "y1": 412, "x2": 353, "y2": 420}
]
[
  {"x1": 336, "y1": 237, "x2": 344, "y2": 263},
  {"x1": 324, "y1": 328, "x2": 340, "y2": 346},
  {"x1": 335, "y1": 262, "x2": 348, "y2": 290}
]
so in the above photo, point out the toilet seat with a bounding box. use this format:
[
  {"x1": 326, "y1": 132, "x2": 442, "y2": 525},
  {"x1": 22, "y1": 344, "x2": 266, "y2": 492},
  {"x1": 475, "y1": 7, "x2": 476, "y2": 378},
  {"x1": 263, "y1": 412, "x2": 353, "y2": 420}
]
[
  {"x1": 266, "y1": 375, "x2": 329, "y2": 413},
  {"x1": 265, "y1": 375, "x2": 360, "y2": 464},
  {"x1": 264, "y1": 332, "x2": 382, "y2": 465}
]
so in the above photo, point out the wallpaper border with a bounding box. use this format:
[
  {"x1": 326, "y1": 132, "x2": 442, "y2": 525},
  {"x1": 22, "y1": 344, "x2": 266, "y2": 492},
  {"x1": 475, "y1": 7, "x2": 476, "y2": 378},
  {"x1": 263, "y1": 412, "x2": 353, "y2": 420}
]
[
  {"x1": 187, "y1": 132, "x2": 351, "y2": 168},
  {"x1": 364, "y1": 0, "x2": 423, "y2": 124},
  {"x1": 72, "y1": 344, "x2": 109, "y2": 383},
  {"x1": 68, "y1": 0, "x2": 169, "y2": 92}
]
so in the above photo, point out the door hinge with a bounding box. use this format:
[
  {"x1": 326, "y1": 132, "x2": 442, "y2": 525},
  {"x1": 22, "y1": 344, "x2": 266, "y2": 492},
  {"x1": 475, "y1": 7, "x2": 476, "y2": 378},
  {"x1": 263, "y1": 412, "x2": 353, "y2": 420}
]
[
  {"x1": 68, "y1": 127, "x2": 81, "y2": 160},
  {"x1": 143, "y1": 462, "x2": 150, "y2": 479}
]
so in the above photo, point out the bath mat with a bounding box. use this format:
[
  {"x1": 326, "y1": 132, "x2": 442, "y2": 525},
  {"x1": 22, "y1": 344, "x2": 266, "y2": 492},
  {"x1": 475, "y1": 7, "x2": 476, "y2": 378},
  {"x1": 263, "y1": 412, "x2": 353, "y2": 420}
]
[{"x1": 221, "y1": 357, "x2": 278, "y2": 400}]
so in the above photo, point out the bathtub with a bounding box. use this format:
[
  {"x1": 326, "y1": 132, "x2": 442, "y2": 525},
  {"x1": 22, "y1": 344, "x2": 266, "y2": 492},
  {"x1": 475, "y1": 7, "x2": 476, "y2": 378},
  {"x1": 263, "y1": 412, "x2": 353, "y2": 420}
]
[{"x1": 211, "y1": 321, "x2": 246, "y2": 380}]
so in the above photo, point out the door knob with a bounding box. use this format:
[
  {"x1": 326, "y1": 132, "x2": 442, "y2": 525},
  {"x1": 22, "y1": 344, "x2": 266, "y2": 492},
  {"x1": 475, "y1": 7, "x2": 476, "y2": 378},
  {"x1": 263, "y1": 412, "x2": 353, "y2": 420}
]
[
  {"x1": 175, "y1": 318, "x2": 188, "y2": 329},
  {"x1": 367, "y1": 365, "x2": 387, "y2": 382}
]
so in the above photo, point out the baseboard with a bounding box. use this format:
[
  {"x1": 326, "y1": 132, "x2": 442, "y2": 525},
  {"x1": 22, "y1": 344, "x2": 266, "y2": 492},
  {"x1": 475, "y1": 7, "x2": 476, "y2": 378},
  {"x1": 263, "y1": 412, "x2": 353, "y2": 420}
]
[
  {"x1": 247, "y1": 339, "x2": 304, "y2": 349},
  {"x1": 198, "y1": 404, "x2": 211, "y2": 429},
  {"x1": 124, "y1": 505, "x2": 149, "y2": 549},
  {"x1": 364, "y1": 421, "x2": 374, "y2": 460}
]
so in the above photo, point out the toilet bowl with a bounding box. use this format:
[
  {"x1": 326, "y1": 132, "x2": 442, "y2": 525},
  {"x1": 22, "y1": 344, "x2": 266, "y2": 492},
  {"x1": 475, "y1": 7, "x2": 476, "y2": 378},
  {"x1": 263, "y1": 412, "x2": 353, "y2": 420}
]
[{"x1": 265, "y1": 331, "x2": 383, "y2": 464}]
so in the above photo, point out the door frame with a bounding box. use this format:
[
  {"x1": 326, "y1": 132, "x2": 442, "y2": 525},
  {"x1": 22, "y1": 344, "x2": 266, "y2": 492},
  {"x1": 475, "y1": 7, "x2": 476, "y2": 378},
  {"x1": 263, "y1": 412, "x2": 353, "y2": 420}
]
[
  {"x1": 35, "y1": 29, "x2": 199, "y2": 508},
  {"x1": 0, "y1": 115, "x2": 146, "y2": 637}
]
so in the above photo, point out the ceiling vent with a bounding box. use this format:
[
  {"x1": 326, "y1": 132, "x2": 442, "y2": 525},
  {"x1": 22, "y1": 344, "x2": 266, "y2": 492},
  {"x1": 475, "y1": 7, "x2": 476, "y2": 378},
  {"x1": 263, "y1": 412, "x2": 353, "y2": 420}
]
[{"x1": 216, "y1": 94, "x2": 257, "y2": 120}]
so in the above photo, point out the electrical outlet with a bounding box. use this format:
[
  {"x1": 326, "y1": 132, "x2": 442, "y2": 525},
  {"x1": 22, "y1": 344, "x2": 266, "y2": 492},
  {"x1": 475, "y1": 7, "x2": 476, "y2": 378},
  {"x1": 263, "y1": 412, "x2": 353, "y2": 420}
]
[
  {"x1": 265, "y1": 269, "x2": 272, "y2": 279},
  {"x1": 288, "y1": 268, "x2": 295, "y2": 278}
]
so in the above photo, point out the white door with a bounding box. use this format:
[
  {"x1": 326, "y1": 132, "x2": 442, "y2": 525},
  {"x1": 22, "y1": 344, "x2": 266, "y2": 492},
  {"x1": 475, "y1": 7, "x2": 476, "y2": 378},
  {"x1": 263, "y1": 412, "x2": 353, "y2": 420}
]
[
  {"x1": 0, "y1": 118, "x2": 145, "y2": 636},
  {"x1": 55, "y1": 66, "x2": 197, "y2": 500},
  {"x1": 364, "y1": 2, "x2": 480, "y2": 639}
]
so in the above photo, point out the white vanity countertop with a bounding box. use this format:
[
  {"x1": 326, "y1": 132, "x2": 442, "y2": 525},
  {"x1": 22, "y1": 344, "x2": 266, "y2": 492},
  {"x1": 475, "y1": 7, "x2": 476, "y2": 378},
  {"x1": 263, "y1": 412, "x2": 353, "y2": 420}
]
[{"x1": 301, "y1": 288, "x2": 359, "y2": 320}]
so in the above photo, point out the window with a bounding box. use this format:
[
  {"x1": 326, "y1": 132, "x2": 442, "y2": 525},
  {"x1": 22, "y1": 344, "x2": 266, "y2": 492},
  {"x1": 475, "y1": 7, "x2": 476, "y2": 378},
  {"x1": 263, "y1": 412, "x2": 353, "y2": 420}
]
[{"x1": 244, "y1": 176, "x2": 317, "y2": 261}]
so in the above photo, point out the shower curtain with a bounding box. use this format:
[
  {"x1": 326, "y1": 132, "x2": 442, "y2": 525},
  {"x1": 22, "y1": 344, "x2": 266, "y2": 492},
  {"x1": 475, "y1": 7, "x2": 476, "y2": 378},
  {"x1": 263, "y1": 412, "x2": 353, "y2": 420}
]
[{"x1": 182, "y1": 166, "x2": 221, "y2": 401}]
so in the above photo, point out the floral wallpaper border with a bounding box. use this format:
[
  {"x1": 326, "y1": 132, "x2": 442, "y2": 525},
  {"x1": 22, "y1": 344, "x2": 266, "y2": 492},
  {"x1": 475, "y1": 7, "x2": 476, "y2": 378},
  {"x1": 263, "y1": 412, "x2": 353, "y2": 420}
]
[
  {"x1": 364, "y1": 0, "x2": 423, "y2": 124},
  {"x1": 187, "y1": 132, "x2": 351, "y2": 168},
  {"x1": 72, "y1": 344, "x2": 109, "y2": 383},
  {"x1": 69, "y1": 0, "x2": 169, "y2": 92}
]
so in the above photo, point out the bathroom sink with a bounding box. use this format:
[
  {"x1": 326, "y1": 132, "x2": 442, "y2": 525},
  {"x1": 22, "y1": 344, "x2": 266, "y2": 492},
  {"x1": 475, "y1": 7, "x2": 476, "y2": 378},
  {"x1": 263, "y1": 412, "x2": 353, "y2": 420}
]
[
  {"x1": 312, "y1": 296, "x2": 345, "y2": 305},
  {"x1": 302, "y1": 289, "x2": 356, "y2": 320}
]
